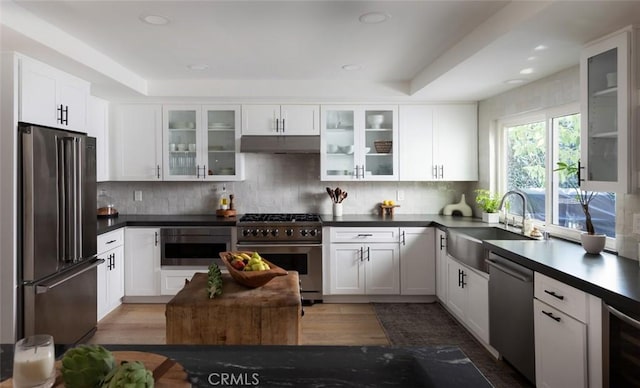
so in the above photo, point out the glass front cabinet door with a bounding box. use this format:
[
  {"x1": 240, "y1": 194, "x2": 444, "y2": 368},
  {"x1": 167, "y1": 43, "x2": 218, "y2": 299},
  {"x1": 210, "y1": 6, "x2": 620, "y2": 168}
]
[
  {"x1": 163, "y1": 105, "x2": 243, "y2": 181},
  {"x1": 202, "y1": 105, "x2": 243, "y2": 180},
  {"x1": 580, "y1": 27, "x2": 633, "y2": 193},
  {"x1": 321, "y1": 105, "x2": 398, "y2": 181}
]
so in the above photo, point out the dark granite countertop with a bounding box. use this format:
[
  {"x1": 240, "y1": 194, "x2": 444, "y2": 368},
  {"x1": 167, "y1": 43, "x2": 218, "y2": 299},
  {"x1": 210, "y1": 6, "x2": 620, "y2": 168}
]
[
  {"x1": 0, "y1": 344, "x2": 491, "y2": 387},
  {"x1": 96, "y1": 213, "x2": 640, "y2": 320},
  {"x1": 484, "y1": 238, "x2": 640, "y2": 318},
  {"x1": 97, "y1": 214, "x2": 237, "y2": 234}
]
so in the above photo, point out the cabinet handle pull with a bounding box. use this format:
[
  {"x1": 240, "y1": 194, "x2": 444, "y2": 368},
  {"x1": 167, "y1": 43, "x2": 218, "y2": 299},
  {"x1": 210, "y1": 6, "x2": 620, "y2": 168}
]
[
  {"x1": 433, "y1": 165, "x2": 438, "y2": 179},
  {"x1": 366, "y1": 246, "x2": 370, "y2": 261},
  {"x1": 361, "y1": 165, "x2": 365, "y2": 179},
  {"x1": 202, "y1": 165, "x2": 207, "y2": 179},
  {"x1": 156, "y1": 165, "x2": 161, "y2": 179},
  {"x1": 458, "y1": 269, "x2": 462, "y2": 287},
  {"x1": 196, "y1": 165, "x2": 200, "y2": 178},
  {"x1": 439, "y1": 165, "x2": 444, "y2": 179},
  {"x1": 353, "y1": 165, "x2": 359, "y2": 179},
  {"x1": 439, "y1": 234, "x2": 446, "y2": 250},
  {"x1": 357, "y1": 234, "x2": 373, "y2": 237},
  {"x1": 155, "y1": 232, "x2": 158, "y2": 246},
  {"x1": 542, "y1": 310, "x2": 561, "y2": 322},
  {"x1": 111, "y1": 253, "x2": 116, "y2": 270},
  {"x1": 105, "y1": 239, "x2": 116, "y2": 245},
  {"x1": 544, "y1": 289, "x2": 564, "y2": 300},
  {"x1": 63, "y1": 105, "x2": 69, "y2": 125},
  {"x1": 282, "y1": 118, "x2": 285, "y2": 133},
  {"x1": 359, "y1": 247, "x2": 364, "y2": 262},
  {"x1": 460, "y1": 270, "x2": 466, "y2": 288},
  {"x1": 275, "y1": 118, "x2": 279, "y2": 132},
  {"x1": 401, "y1": 230, "x2": 405, "y2": 246},
  {"x1": 577, "y1": 160, "x2": 584, "y2": 182}
]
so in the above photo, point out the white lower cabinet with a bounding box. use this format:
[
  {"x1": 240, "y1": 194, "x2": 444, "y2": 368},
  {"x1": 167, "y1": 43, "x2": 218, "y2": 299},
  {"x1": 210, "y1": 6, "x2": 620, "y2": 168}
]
[
  {"x1": 533, "y1": 272, "x2": 600, "y2": 388},
  {"x1": 446, "y1": 256, "x2": 489, "y2": 343},
  {"x1": 534, "y1": 299, "x2": 587, "y2": 388},
  {"x1": 327, "y1": 242, "x2": 399, "y2": 295},
  {"x1": 124, "y1": 228, "x2": 161, "y2": 296},
  {"x1": 399, "y1": 227, "x2": 435, "y2": 295},
  {"x1": 160, "y1": 268, "x2": 205, "y2": 295},
  {"x1": 97, "y1": 229, "x2": 124, "y2": 321},
  {"x1": 435, "y1": 229, "x2": 447, "y2": 302}
]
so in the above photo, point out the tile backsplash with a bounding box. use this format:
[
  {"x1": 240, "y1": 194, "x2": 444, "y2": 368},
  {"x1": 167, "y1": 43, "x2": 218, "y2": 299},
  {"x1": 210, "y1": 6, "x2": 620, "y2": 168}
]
[{"x1": 98, "y1": 154, "x2": 471, "y2": 215}]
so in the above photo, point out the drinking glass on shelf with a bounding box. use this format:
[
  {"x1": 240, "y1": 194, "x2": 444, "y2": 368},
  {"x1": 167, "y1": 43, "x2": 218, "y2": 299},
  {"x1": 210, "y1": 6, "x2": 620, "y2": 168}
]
[{"x1": 13, "y1": 334, "x2": 55, "y2": 388}]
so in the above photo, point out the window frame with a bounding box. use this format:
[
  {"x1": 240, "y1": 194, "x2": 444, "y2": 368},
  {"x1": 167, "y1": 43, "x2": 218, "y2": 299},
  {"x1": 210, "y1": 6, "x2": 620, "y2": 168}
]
[{"x1": 496, "y1": 102, "x2": 616, "y2": 250}]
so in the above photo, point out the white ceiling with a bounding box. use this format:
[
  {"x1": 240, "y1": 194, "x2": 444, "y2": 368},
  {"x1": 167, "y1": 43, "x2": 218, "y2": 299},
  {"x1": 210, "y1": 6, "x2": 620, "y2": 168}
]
[{"x1": 2, "y1": 0, "x2": 640, "y2": 101}]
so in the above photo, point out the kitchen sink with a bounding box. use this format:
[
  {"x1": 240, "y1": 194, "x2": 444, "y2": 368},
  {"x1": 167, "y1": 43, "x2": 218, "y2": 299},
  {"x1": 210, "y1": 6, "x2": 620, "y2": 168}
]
[{"x1": 446, "y1": 227, "x2": 534, "y2": 273}]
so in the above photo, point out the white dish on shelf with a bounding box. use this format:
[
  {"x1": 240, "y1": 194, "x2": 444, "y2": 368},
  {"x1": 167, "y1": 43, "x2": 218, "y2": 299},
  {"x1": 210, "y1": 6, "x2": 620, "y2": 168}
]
[
  {"x1": 209, "y1": 123, "x2": 233, "y2": 129},
  {"x1": 364, "y1": 147, "x2": 371, "y2": 154}
]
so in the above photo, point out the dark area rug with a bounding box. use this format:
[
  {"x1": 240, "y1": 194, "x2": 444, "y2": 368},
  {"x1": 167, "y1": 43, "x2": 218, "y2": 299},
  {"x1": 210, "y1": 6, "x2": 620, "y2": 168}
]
[{"x1": 373, "y1": 302, "x2": 533, "y2": 388}]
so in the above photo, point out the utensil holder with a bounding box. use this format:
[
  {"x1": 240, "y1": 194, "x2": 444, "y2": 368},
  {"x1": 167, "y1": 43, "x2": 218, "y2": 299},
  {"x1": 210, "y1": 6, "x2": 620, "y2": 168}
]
[{"x1": 333, "y1": 203, "x2": 343, "y2": 217}]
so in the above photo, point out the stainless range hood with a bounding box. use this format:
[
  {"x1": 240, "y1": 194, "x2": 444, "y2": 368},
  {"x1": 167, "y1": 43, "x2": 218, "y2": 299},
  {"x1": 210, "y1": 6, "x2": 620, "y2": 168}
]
[{"x1": 240, "y1": 135, "x2": 320, "y2": 153}]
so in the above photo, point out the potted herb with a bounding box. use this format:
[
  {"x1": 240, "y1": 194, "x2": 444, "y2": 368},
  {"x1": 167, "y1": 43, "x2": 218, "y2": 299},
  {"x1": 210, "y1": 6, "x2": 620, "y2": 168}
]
[
  {"x1": 474, "y1": 189, "x2": 501, "y2": 223},
  {"x1": 554, "y1": 162, "x2": 605, "y2": 254}
]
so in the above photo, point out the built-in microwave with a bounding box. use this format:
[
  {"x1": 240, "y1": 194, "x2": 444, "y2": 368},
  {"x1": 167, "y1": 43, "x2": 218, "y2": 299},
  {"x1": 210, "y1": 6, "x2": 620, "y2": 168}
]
[{"x1": 160, "y1": 227, "x2": 234, "y2": 268}]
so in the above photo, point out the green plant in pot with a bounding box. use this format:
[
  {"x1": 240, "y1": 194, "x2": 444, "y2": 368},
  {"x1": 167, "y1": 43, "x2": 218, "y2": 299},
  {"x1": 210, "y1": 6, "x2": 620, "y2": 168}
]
[
  {"x1": 554, "y1": 162, "x2": 605, "y2": 254},
  {"x1": 474, "y1": 189, "x2": 501, "y2": 223}
]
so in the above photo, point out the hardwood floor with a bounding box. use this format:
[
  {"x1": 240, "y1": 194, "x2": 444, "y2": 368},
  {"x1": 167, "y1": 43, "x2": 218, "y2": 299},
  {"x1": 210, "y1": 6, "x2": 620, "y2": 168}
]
[{"x1": 89, "y1": 303, "x2": 390, "y2": 346}]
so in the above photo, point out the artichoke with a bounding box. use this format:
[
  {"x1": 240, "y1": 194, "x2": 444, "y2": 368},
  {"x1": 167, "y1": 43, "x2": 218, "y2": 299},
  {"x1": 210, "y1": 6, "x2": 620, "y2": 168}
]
[
  {"x1": 61, "y1": 344, "x2": 116, "y2": 388},
  {"x1": 207, "y1": 262, "x2": 223, "y2": 299},
  {"x1": 101, "y1": 361, "x2": 154, "y2": 388}
]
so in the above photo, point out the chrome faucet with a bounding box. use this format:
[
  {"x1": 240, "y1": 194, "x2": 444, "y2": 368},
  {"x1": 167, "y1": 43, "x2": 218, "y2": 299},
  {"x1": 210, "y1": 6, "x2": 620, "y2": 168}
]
[{"x1": 498, "y1": 190, "x2": 528, "y2": 234}]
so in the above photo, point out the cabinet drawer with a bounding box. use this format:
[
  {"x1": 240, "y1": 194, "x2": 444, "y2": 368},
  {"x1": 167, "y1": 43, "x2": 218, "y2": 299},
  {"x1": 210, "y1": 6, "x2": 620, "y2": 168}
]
[
  {"x1": 534, "y1": 272, "x2": 587, "y2": 323},
  {"x1": 97, "y1": 228, "x2": 124, "y2": 254},
  {"x1": 330, "y1": 227, "x2": 399, "y2": 243},
  {"x1": 160, "y1": 270, "x2": 201, "y2": 295}
]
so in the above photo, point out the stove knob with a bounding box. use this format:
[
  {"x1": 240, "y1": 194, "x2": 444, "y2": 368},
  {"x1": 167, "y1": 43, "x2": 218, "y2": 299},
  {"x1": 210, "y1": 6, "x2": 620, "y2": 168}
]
[
  {"x1": 309, "y1": 229, "x2": 317, "y2": 237},
  {"x1": 271, "y1": 229, "x2": 279, "y2": 237},
  {"x1": 301, "y1": 230, "x2": 308, "y2": 237},
  {"x1": 286, "y1": 229, "x2": 294, "y2": 236},
  {"x1": 242, "y1": 229, "x2": 250, "y2": 237},
  {"x1": 262, "y1": 229, "x2": 270, "y2": 237},
  {"x1": 251, "y1": 229, "x2": 259, "y2": 237}
]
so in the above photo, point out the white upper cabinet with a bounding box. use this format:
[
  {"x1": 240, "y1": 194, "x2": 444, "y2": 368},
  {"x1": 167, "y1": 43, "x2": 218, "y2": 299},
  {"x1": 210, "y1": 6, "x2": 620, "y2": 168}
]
[
  {"x1": 19, "y1": 56, "x2": 89, "y2": 131},
  {"x1": 162, "y1": 105, "x2": 202, "y2": 180},
  {"x1": 87, "y1": 96, "x2": 109, "y2": 182},
  {"x1": 202, "y1": 105, "x2": 245, "y2": 180},
  {"x1": 242, "y1": 104, "x2": 319, "y2": 135},
  {"x1": 580, "y1": 26, "x2": 638, "y2": 193},
  {"x1": 399, "y1": 104, "x2": 478, "y2": 181},
  {"x1": 321, "y1": 105, "x2": 398, "y2": 181},
  {"x1": 111, "y1": 104, "x2": 163, "y2": 181}
]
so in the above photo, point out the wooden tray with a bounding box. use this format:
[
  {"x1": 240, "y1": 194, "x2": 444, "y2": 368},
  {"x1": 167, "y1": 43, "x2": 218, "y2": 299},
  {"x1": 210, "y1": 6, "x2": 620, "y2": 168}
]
[
  {"x1": 216, "y1": 209, "x2": 237, "y2": 217},
  {"x1": 0, "y1": 351, "x2": 190, "y2": 387},
  {"x1": 220, "y1": 251, "x2": 288, "y2": 288}
]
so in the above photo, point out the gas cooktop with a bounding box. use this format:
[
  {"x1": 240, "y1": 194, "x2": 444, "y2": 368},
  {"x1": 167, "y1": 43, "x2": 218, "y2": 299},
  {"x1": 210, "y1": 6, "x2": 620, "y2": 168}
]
[{"x1": 238, "y1": 213, "x2": 321, "y2": 223}]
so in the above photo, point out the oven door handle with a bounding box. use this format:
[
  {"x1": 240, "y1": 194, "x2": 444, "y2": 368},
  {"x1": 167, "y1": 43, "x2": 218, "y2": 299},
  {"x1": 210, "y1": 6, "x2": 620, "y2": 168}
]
[
  {"x1": 606, "y1": 305, "x2": 640, "y2": 329},
  {"x1": 237, "y1": 243, "x2": 323, "y2": 248}
]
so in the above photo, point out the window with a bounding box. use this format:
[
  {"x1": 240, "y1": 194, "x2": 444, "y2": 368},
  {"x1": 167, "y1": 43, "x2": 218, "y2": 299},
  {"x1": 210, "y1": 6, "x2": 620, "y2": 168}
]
[{"x1": 499, "y1": 105, "x2": 616, "y2": 240}]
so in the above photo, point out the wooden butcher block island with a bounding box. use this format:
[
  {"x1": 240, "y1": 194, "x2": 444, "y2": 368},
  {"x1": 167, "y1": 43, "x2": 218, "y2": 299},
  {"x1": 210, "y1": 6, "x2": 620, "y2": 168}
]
[{"x1": 166, "y1": 271, "x2": 301, "y2": 345}]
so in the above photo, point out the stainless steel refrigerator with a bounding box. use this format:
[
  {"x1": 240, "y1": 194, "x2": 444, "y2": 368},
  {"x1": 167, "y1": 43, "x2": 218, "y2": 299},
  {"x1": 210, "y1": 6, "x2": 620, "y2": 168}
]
[{"x1": 18, "y1": 122, "x2": 102, "y2": 345}]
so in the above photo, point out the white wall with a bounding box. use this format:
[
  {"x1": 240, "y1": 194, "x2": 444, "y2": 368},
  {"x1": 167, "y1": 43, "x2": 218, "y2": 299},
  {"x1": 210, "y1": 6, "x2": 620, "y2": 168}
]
[
  {"x1": 476, "y1": 66, "x2": 638, "y2": 259},
  {"x1": 98, "y1": 153, "x2": 471, "y2": 216},
  {"x1": 0, "y1": 53, "x2": 19, "y2": 342}
]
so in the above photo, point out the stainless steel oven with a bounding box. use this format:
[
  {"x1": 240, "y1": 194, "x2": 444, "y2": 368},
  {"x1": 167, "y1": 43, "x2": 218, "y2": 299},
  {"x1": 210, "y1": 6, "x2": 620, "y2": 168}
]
[
  {"x1": 237, "y1": 214, "x2": 323, "y2": 302},
  {"x1": 161, "y1": 227, "x2": 233, "y2": 268},
  {"x1": 603, "y1": 303, "x2": 640, "y2": 387}
]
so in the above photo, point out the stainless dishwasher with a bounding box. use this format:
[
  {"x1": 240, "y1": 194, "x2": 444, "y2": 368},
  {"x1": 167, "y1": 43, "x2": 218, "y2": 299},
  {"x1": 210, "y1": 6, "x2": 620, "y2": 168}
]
[{"x1": 487, "y1": 252, "x2": 535, "y2": 385}]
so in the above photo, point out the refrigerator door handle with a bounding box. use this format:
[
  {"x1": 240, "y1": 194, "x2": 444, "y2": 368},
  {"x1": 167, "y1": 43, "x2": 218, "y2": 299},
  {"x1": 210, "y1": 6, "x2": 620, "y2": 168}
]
[
  {"x1": 35, "y1": 259, "x2": 104, "y2": 294},
  {"x1": 57, "y1": 137, "x2": 67, "y2": 262}
]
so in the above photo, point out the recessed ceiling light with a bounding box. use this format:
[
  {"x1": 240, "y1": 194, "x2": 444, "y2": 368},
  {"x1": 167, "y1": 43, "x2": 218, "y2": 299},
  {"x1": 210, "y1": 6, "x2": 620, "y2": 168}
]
[
  {"x1": 359, "y1": 12, "x2": 391, "y2": 24},
  {"x1": 527, "y1": 56, "x2": 537, "y2": 61},
  {"x1": 342, "y1": 64, "x2": 362, "y2": 71},
  {"x1": 505, "y1": 79, "x2": 525, "y2": 85},
  {"x1": 187, "y1": 64, "x2": 209, "y2": 71},
  {"x1": 519, "y1": 68, "x2": 534, "y2": 75},
  {"x1": 534, "y1": 45, "x2": 547, "y2": 51},
  {"x1": 140, "y1": 14, "x2": 170, "y2": 25}
]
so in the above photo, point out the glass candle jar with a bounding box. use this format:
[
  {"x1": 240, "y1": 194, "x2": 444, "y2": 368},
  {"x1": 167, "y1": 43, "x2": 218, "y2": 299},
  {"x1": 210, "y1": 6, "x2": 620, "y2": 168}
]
[{"x1": 13, "y1": 334, "x2": 55, "y2": 388}]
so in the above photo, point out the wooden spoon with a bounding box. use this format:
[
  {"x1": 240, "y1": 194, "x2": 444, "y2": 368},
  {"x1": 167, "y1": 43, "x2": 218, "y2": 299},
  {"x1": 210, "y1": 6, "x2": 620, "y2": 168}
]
[
  {"x1": 335, "y1": 187, "x2": 342, "y2": 203},
  {"x1": 326, "y1": 187, "x2": 335, "y2": 202}
]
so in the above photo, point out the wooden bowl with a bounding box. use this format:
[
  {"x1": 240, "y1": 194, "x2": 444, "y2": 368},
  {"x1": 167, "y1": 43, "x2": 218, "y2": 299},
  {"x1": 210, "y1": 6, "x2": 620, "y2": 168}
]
[{"x1": 219, "y1": 251, "x2": 288, "y2": 288}]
